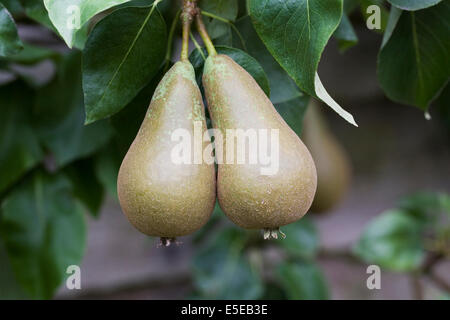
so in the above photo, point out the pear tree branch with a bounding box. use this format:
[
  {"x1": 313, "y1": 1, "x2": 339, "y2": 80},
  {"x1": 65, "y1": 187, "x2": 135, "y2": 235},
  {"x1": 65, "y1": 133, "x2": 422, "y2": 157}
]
[{"x1": 180, "y1": 0, "x2": 199, "y2": 61}]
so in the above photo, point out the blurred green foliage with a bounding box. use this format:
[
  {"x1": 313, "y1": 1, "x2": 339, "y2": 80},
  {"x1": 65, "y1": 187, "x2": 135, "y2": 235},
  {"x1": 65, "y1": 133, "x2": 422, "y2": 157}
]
[
  {"x1": 191, "y1": 205, "x2": 327, "y2": 300},
  {"x1": 354, "y1": 192, "x2": 450, "y2": 271},
  {"x1": 0, "y1": 171, "x2": 86, "y2": 299}
]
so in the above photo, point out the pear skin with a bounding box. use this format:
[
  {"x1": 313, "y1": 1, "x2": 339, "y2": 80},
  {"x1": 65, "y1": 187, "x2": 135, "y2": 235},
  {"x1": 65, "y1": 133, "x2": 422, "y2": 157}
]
[
  {"x1": 202, "y1": 54, "x2": 317, "y2": 232},
  {"x1": 303, "y1": 99, "x2": 351, "y2": 213},
  {"x1": 117, "y1": 61, "x2": 216, "y2": 239}
]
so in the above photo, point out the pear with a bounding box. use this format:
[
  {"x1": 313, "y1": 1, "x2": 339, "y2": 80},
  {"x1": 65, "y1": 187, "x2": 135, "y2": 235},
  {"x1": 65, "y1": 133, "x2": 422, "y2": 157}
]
[
  {"x1": 302, "y1": 99, "x2": 351, "y2": 213},
  {"x1": 202, "y1": 54, "x2": 317, "y2": 238},
  {"x1": 117, "y1": 61, "x2": 216, "y2": 244}
]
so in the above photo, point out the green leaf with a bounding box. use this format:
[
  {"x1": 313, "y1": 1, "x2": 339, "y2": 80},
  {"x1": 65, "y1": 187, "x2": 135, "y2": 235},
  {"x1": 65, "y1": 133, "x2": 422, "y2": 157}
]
[
  {"x1": 344, "y1": 0, "x2": 359, "y2": 12},
  {"x1": 199, "y1": 0, "x2": 238, "y2": 39},
  {"x1": 380, "y1": 4, "x2": 402, "y2": 47},
  {"x1": 83, "y1": 5, "x2": 167, "y2": 123},
  {"x1": 21, "y1": 0, "x2": 91, "y2": 48},
  {"x1": 110, "y1": 66, "x2": 165, "y2": 154},
  {"x1": 212, "y1": 25, "x2": 233, "y2": 47},
  {"x1": 6, "y1": 42, "x2": 59, "y2": 64},
  {"x1": 397, "y1": 192, "x2": 450, "y2": 223},
  {"x1": 0, "y1": 81, "x2": 43, "y2": 194},
  {"x1": 1, "y1": 0, "x2": 23, "y2": 15},
  {"x1": 65, "y1": 158, "x2": 104, "y2": 216},
  {"x1": 279, "y1": 217, "x2": 319, "y2": 259},
  {"x1": 0, "y1": 240, "x2": 29, "y2": 299},
  {"x1": 193, "y1": 228, "x2": 263, "y2": 299},
  {"x1": 19, "y1": 0, "x2": 91, "y2": 48},
  {"x1": 353, "y1": 209, "x2": 425, "y2": 271},
  {"x1": 248, "y1": 0, "x2": 357, "y2": 126},
  {"x1": 434, "y1": 83, "x2": 450, "y2": 129},
  {"x1": 275, "y1": 95, "x2": 310, "y2": 137},
  {"x1": 34, "y1": 51, "x2": 113, "y2": 167},
  {"x1": 234, "y1": 16, "x2": 301, "y2": 104},
  {"x1": 260, "y1": 282, "x2": 288, "y2": 300},
  {"x1": 21, "y1": 0, "x2": 55, "y2": 30},
  {"x1": 333, "y1": 13, "x2": 358, "y2": 52},
  {"x1": 0, "y1": 3, "x2": 23, "y2": 57},
  {"x1": 388, "y1": 0, "x2": 443, "y2": 10},
  {"x1": 378, "y1": 3, "x2": 450, "y2": 110},
  {"x1": 0, "y1": 171, "x2": 86, "y2": 299},
  {"x1": 43, "y1": 0, "x2": 132, "y2": 48},
  {"x1": 277, "y1": 261, "x2": 329, "y2": 300},
  {"x1": 94, "y1": 143, "x2": 122, "y2": 199},
  {"x1": 190, "y1": 45, "x2": 270, "y2": 97}
]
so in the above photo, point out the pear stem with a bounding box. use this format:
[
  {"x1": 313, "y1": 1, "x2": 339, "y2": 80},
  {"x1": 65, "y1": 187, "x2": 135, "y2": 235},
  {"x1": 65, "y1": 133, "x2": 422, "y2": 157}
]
[
  {"x1": 196, "y1": 12, "x2": 217, "y2": 56},
  {"x1": 180, "y1": 0, "x2": 198, "y2": 61},
  {"x1": 180, "y1": 20, "x2": 190, "y2": 61}
]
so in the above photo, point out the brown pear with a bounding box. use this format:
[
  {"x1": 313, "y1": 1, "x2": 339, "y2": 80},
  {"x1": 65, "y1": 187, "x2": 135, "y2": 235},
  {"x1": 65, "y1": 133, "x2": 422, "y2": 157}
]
[
  {"x1": 117, "y1": 61, "x2": 216, "y2": 243},
  {"x1": 202, "y1": 54, "x2": 317, "y2": 237},
  {"x1": 302, "y1": 99, "x2": 351, "y2": 213}
]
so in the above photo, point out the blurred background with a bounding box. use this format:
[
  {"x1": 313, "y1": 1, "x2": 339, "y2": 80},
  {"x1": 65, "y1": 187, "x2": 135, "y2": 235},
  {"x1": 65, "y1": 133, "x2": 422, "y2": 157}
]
[{"x1": 1, "y1": 1, "x2": 449, "y2": 300}]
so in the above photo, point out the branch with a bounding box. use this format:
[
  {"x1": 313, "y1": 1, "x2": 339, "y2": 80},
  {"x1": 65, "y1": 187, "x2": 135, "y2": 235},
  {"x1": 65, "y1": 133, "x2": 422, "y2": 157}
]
[
  {"x1": 410, "y1": 273, "x2": 424, "y2": 300},
  {"x1": 59, "y1": 271, "x2": 192, "y2": 299},
  {"x1": 180, "y1": 0, "x2": 198, "y2": 61},
  {"x1": 428, "y1": 271, "x2": 450, "y2": 293},
  {"x1": 419, "y1": 252, "x2": 450, "y2": 294},
  {"x1": 421, "y1": 252, "x2": 443, "y2": 273}
]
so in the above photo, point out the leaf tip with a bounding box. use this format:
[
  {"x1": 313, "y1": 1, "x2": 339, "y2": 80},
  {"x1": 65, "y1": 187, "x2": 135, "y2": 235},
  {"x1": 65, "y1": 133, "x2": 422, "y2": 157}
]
[
  {"x1": 348, "y1": 116, "x2": 358, "y2": 127},
  {"x1": 84, "y1": 116, "x2": 94, "y2": 125}
]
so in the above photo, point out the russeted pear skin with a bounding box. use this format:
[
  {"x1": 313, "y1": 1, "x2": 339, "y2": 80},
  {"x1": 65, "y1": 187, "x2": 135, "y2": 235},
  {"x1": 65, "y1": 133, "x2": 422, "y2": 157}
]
[
  {"x1": 117, "y1": 61, "x2": 216, "y2": 238},
  {"x1": 202, "y1": 54, "x2": 317, "y2": 230},
  {"x1": 302, "y1": 99, "x2": 351, "y2": 213}
]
